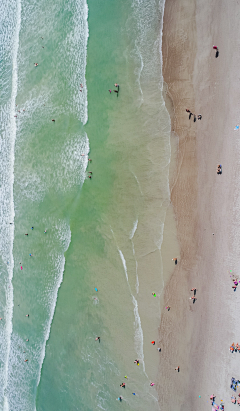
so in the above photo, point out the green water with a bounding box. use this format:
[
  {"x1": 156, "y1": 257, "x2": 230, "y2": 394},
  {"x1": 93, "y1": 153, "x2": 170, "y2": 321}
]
[{"x1": 1, "y1": 0, "x2": 171, "y2": 409}]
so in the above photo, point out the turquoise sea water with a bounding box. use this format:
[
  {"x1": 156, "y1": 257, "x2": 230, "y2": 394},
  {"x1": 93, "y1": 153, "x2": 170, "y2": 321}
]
[{"x1": 0, "y1": 0, "x2": 171, "y2": 409}]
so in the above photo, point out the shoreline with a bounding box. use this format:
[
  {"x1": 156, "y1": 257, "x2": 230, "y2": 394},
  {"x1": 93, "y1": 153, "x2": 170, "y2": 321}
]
[{"x1": 159, "y1": 0, "x2": 240, "y2": 409}]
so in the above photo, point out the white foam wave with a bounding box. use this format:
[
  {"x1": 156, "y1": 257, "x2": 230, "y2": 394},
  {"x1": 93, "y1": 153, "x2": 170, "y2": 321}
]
[
  {"x1": 5, "y1": 220, "x2": 71, "y2": 410},
  {"x1": 0, "y1": 0, "x2": 22, "y2": 408},
  {"x1": 130, "y1": 218, "x2": 138, "y2": 240},
  {"x1": 132, "y1": 295, "x2": 145, "y2": 372},
  {"x1": 63, "y1": 0, "x2": 89, "y2": 124},
  {"x1": 16, "y1": 132, "x2": 89, "y2": 202},
  {"x1": 118, "y1": 250, "x2": 128, "y2": 282},
  {"x1": 117, "y1": 246, "x2": 145, "y2": 373}
]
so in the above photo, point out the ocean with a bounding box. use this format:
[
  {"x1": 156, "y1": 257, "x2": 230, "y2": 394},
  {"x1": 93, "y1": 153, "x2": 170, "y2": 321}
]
[{"x1": 0, "y1": 0, "x2": 172, "y2": 409}]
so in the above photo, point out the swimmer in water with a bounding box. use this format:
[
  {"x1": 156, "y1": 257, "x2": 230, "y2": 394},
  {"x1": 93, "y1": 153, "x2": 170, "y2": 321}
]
[
  {"x1": 44, "y1": 230, "x2": 47, "y2": 233},
  {"x1": 95, "y1": 337, "x2": 100, "y2": 342},
  {"x1": 116, "y1": 396, "x2": 123, "y2": 402},
  {"x1": 25, "y1": 234, "x2": 28, "y2": 236},
  {"x1": 52, "y1": 119, "x2": 55, "y2": 122},
  {"x1": 24, "y1": 359, "x2": 28, "y2": 362},
  {"x1": 109, "y1": 89, "x2": 111, "y2": 93},
  {"x1": 26, "y1": 314, "x2": 29, "y2": 317},
  {"x1": 26, "y1": 339, "x2": 29, "y2": 341},
  {"x1": 114, "y1": 83, "x2": 119, "y2": 87},
  {"x1": 88, "y1": 171, "x2": 92, "y2": 174},
  {"x1": 31, "y1": 227, "x2": 34, "y2": 230},
  {"x1": 34, "y1": 63, "x2": 38, "y2": 66},
  {"x1": 120, "y1": 383, "x2": 126, "y2": 388},
  {"x1": 88, "y1": 175, "x2": 92, "y2": 179},
  {"x1": 150, "y1": 382, "x2": 155, "y2": 386}
]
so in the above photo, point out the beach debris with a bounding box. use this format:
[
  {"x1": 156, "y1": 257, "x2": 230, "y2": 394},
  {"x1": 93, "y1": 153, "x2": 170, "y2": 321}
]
[{"x1": 234, "y1": 125, "x2": 239, "y2": 131}]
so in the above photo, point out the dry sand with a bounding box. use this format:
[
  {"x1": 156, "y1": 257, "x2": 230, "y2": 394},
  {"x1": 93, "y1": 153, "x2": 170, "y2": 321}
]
[{"x1": 158, "y1": 0, "x2": 240, "y2": 409}]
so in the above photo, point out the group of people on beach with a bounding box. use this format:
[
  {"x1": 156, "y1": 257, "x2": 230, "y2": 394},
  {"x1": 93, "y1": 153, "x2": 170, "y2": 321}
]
[
  {"x1": 185, "y1": 109, "x2": 202, "y2": 122},
  {"x1": 108, "y1": 83, "x2": 119, "y2": 95}
]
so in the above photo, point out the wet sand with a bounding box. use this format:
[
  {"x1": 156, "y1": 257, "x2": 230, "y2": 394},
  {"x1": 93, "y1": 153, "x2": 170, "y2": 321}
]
[{"x1": 158, "y1": 0, "x2": 240, "y2": 409}]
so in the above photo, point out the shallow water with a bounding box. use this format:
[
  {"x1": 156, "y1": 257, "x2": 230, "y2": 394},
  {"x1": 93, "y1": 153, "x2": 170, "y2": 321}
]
[{"x1": 0, "y1": 0, "x2": 172, "y2": 409}]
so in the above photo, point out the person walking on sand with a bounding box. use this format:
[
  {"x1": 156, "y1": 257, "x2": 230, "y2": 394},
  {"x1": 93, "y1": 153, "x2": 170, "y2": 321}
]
[
  {"x1": 134, "y1": 359, "x2": 139, "y2": 365},
  {"x1": 166, "y1": 306, "x2": 170, "y2": 311},
  {"x1": 175, "y1": 366, "x2": 180, "y2": 372},
  {"x1": 198, "y1": 114, "x2": 202, "y2": 120},
  {"x1": 191, "y1": 296, "x2": 197, "y2": 300},
  {"x1": 189, "y1": 112, "x2": 192, "y2": 120},
  {"x1": 186, "y1": 109, "x2": 191, "y2": 113},
  {"x1": 151, "y1": 341, "x2": 155, "y2": 345},
  {"x1": 213, "y1": 45, "x2": 219, "y2": 58}
]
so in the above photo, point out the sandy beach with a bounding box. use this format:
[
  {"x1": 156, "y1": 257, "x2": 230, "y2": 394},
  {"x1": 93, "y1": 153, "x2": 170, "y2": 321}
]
[{"x1": 159, "y1": 0, "x2": 240, "y2": 409}]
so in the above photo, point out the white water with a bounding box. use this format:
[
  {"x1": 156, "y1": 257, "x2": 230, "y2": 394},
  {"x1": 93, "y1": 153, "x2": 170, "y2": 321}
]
[{"x1": 0, "y1": 0, "x2": 22, "y2": 408}]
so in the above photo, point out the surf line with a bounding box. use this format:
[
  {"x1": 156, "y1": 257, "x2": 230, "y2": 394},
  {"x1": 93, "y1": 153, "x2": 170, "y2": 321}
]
[
  {"x1": 3, "y1": 0, "x2": 22, "y2": 408},
  {"x1": 110, "y1": 227, "x2": 147, "y2": 376}
]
